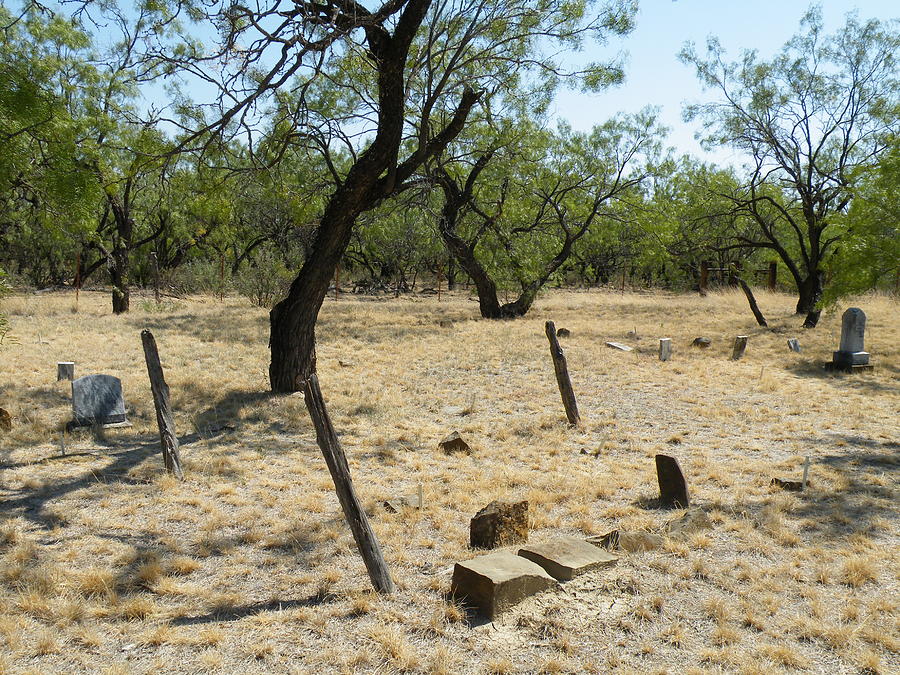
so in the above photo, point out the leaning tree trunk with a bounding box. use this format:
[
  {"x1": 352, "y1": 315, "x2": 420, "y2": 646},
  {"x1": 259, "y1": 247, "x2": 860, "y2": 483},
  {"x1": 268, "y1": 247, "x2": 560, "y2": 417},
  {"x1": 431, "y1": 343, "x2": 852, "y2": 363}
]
[{"x1": 109, "y1": 198, "x2": 133, "y2": 315}]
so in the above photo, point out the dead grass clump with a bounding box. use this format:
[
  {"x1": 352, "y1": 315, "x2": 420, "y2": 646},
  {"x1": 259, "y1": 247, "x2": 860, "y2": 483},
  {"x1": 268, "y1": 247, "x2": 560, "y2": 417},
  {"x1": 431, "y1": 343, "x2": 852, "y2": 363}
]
[{"x1": 841, "y1": 555, "x2": 878, "y2": 587}]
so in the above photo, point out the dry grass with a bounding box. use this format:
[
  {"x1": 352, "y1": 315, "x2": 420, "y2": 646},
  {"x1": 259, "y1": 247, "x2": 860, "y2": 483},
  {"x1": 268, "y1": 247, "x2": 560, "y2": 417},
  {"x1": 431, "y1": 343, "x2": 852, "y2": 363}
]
[{"x1": 0, "y1": 286, "x2": 898, "y2": 673}]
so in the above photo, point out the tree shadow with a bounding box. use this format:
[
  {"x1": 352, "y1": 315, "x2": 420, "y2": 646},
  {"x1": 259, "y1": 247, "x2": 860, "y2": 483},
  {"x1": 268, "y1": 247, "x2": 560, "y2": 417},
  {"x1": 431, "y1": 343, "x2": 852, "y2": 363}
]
[
  {"x1": 169, "y1": 592, "x2": 339, "y2": 627},
  {"x1": 784, "y1": 360, "x2": 900, "y2": 394},
  {"x1": 0, "y1": 431, "x2": 212, "y2": 529}
]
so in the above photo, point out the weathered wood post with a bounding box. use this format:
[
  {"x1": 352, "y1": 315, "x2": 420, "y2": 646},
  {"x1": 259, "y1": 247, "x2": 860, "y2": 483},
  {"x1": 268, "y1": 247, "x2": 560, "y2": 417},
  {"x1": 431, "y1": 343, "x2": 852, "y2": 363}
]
[
  {"x1": 140, "y1": 330, "x2": 185, "y2": 480},
  {"x1": 545, "y1": 321, "x2": 580, "y2": 425},
  {"x1": 659, "y1": 338, "x2": 672, "y2": 362},
  {"x1": 731, "y1": 335, "x2": 749, "y2": 361},
  {"x1": 767, "y1": 262, "x2": 777, "y2": 291},
  {"x1": 57, "y1": 362, "x2": 75, "y2": 381},
  {"x1": 303, "y1": 373, "x2": 395, "y2": 594}
]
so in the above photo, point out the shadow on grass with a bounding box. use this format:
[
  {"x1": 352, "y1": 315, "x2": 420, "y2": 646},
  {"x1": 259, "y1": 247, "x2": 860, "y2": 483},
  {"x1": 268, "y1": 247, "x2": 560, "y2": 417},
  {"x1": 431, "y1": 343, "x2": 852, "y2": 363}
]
[
  {"x1": 0, "y1": 431, "x2": 215, "y2": 529},
  {"x1": 169, "y1": 591, "x2": 339, "y2": 626},
  {"x1": 785, "y1": 360, "x2": 900, "y2": 394}
]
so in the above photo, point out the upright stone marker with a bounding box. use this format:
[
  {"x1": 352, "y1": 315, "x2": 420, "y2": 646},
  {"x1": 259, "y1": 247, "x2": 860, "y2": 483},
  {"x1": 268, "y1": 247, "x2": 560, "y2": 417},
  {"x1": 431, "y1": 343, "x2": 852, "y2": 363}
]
[
  {"x1": 68, "y1": 374, "x2": 129, "y2": 429},
  {"x1": 655, "y1": 454, "x2": 690, "y2": 508},
  {"x1": 787, "y1": 338, "x2": 801, "y2": 353},
  {"x1": 831, "y1": 308, "x2": 870, "y2": 370},
  {"x1": 659, "y1": 338, "x2": 672, "y2": 362},
  {"x1": 731, "y1": 335, "x2": 748, "y2": 360},
  {"x1": 57, "y1": 362, "x2": 75, "y2": 381}
]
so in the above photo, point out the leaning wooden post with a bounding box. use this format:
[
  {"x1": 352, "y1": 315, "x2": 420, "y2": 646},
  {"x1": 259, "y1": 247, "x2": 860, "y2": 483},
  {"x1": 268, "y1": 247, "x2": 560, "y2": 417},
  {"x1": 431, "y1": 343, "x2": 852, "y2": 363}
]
[
  {"x1": 140, "y1": 330, "x2": 185, "y2": 480},
  {"x1": 736, "y1": 277, "x2": 768, "y2": 327},
  {"x1": 303, "y1": 373, "x2": 395, "y2": 594},
  {"x1": 545, "y1": 321, "x2": 580, "y2": 425}
]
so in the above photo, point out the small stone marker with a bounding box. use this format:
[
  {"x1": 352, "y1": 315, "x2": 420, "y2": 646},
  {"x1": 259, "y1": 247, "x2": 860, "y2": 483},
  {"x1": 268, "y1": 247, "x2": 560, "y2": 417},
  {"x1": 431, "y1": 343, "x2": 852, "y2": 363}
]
[
  {"x1": 831, "y1": 307, "x2": 871, "y2": 371},
  {"x1": 57, "y1": 362, "x2": 75, "y2": 381},
  {"x1": 0, "y1": 408, "x2": 11, "y2": 432},
  {"x1": 556, "y1": 327, "x2": 571, "y2": 337},
  {"x1": 518, "y1": 536, "x2": 617, "y2": 580},
  {"x1": 438, "y1": 431, "x2": 471, "y2": 454},
  {"x1": 659, "y1": 338, "x2": 672, "y2": 361},
  {"x1": 787, "y1": 338, "x2": 801, "y2": 353},
  {"x1": 68, "y1": 374, "x2": 129, "y2": 430},
  {"x1": 470, "y1": 500, "x2": 528, "y2": 549},
  {"x1": 665, "y1": 507, "x2": 712, "y2": 538},
  {"x1": 605, "y1": 341, "x2": 633, "y2": 352},
  {"x1": 588, "y1": 530, "x2": 664, "y2": 553},
  {"x1": 691, "y1": 337, "x2": 711, "y2": 349},
  {"x1": 731, "y1": 335, "x2": 748, "y2": 360},
  {"x1": 655, "y1": 454, "x2": 690, "y2": 508},
  {"x1": 450, "y1": 551, "x2": 557, "y2": 619}
]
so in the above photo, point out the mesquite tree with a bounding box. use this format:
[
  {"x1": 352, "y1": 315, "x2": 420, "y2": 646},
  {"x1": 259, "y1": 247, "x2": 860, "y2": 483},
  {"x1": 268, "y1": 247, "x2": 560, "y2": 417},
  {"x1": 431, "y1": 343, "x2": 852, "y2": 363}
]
[
  {"x1": 144, "y1": 0, "x2": 638, "y2": 391},
  {"x1": 681, "y1": 8, "x2": 899, "y2": 327}
]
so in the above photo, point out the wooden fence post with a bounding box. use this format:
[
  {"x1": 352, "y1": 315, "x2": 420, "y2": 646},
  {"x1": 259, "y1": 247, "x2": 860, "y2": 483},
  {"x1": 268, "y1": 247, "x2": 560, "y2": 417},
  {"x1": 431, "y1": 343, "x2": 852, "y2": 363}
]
[
  {"x1": 545, "y1": 321, "x2": 580, "y2": 425},
  {"x1": 304, "y1": 373, "x2": 395, "y2": 594},
  {"x1": 141, "y1": 330, "x2": 184, "y2": 480}
]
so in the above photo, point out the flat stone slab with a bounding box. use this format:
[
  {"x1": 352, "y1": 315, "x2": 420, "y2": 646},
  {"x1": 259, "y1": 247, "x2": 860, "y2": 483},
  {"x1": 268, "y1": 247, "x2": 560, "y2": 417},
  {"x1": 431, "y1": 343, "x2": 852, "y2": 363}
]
[
  {"x1": 605, "y1": 342, "x2": 633, "y2": 352},
  {"x1": 450, "y1": 551, "x2": 557, "y2": 619},
  {"x1": 518, "y1": 535, "x2": 618, "y2": 581}
]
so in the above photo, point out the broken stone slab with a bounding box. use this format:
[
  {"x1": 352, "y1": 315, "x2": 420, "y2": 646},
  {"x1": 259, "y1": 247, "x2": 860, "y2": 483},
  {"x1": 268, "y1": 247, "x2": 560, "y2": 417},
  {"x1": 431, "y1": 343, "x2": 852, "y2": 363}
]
[
  {"x1": 518, "y1": 536, "x2": 617, "y2": 580},
  {"x1": 439, "y1": 431, "x2": 471, "y2": 455},
  {"x1": 665, "y1": 507, "x2": 712, "y2": 538},
  {"x1": 470, "y1": 500, "x2": 528, "y2": 549},
  {"x1": 450, "y1": 551, "x2": 558, "y2": 620},
  {"x1": 605, "y1": 341, "x2": 633, "y2": 352},
  {"x1": 771, "y1": 477, "x2": 806, "y2": 492},
  {"x1": 587, "y1": 530, "x2": 664, "y2": 553},
  {"x1": 655, "y1": 454, "x2": 690, "y2": 508},
  {"x1": 691, "y1": 337, "x2": 711, "y2": 349},
  {"x1": 382, "y1": 493, "x2": 422, "y2": 513}
]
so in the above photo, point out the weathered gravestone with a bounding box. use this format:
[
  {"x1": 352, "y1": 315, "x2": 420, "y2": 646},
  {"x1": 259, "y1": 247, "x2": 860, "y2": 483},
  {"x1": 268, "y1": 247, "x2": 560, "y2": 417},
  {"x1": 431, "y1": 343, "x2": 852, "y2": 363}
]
[
  {"x1": 731, "y1": 335, "x2": 748, "y2": 360},
  {"x1": 57, "y1": 362, "x2": 75, "y2": 381},
  {"x1": 659, "y1": 338, "x2": 672, "y2": 362},
  {"x1": 68, "y1": 374, "x2": 129, "y2": 430},
  {"x1": 787, "y1": 338, "x2": 801, "y2": 353},
  {"x1": 655, "y1": 454, "x2": 690, "y2": 508},
  {"x1": 831, "y1": 308, "x2": 871, "y2": 371},
  {"x1": 450, "y1": 551, "x2": 557, "y2": 619}
]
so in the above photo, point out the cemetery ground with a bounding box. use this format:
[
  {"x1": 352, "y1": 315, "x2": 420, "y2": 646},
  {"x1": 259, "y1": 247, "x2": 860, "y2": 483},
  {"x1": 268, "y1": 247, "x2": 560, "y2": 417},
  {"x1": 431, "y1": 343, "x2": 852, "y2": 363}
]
[{"x1": 0, "y1": 288, "x2": 897, "y2": 675}]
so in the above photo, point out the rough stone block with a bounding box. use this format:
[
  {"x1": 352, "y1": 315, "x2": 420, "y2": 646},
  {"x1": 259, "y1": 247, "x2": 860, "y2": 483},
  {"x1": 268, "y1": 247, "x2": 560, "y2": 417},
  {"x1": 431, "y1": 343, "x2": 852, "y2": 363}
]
[
  {"x1": 450, "y1": 551, "x2": 557, "y2": 619},
  {"x1": 518, "y1": 536, "x2": 617, "y2": 580},
  {"x1": 656, "y1": 454, "x2": 690, "y2": 508},
  {"x1": 439, "y1": 431, "x2": 471, "y2": 454},
  {"x1": 470, "y1": 500, "x2": 528, "y2": 549}
]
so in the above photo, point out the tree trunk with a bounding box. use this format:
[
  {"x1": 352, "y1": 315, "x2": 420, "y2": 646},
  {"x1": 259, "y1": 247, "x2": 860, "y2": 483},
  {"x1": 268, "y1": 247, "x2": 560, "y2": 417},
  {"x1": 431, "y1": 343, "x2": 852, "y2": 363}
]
[
  {"x1": 737, "y1": 278, "x2": 767, "y2": 327},
  {"x1": 109, "y1": 196, "x2": 133, "y2": 314},
  {"x1": 796, "y1": 272, "x2": 823, "y2": 328}
]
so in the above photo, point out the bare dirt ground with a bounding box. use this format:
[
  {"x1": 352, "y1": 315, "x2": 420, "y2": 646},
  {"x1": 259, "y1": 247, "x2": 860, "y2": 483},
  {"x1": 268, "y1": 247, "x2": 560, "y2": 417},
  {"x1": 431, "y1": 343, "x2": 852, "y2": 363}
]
[{"x1": 0, "y1": 287, "x2": 897, "y2": 674}]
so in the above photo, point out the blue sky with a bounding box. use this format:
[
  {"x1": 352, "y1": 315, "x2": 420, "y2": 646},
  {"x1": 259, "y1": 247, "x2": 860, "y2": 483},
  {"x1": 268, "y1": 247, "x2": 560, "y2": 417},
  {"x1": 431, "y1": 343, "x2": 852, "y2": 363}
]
[{"x1": 551, "y1": 0, "x2": 899, "y2": 165}]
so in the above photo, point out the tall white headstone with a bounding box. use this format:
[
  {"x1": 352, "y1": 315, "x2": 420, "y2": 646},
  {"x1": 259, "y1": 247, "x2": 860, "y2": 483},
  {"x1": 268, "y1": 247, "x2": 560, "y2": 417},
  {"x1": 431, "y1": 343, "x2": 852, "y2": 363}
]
[{"x1": 659, "y1": 338, "x2": 672, "y2": 362}]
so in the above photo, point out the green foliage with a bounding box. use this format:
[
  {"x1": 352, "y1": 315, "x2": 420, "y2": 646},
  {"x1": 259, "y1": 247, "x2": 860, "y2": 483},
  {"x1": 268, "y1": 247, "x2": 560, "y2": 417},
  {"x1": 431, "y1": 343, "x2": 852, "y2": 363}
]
[{"x1": 234, "y1": 246, "x2": 295, "y2": 308}]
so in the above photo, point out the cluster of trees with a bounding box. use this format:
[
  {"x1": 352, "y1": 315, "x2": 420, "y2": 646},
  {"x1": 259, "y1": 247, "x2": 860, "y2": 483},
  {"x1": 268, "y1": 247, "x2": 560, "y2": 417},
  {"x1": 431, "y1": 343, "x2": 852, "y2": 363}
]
[{"x1": 1, "y1": 2, "x2": 898, "y2": 383}]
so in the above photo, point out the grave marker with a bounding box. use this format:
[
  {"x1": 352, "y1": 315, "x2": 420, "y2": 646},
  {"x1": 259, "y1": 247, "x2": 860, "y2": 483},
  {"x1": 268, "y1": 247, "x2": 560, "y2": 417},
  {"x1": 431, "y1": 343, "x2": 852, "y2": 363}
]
[
  {"x1": 787, "y1": 338, "x2": 801, "y2": 353},
  {"x1": 831, "y1": 307, "x2": 871, "y2": 371},
  {"x1": 57, "y1": 362, "x2": 75, "y2": 381},
  {"x1": 655, "y1": 454, "x2": 689, "y2": 508},
  {"x1": 659, "y1": 338, "x2": 672, "y2": 361},
  {"x1": 731, "y1": 335, "x2": 748, "y2": 360},
  {"x1": 68, "y1": 374, "x2": 129, "y2": 430}
]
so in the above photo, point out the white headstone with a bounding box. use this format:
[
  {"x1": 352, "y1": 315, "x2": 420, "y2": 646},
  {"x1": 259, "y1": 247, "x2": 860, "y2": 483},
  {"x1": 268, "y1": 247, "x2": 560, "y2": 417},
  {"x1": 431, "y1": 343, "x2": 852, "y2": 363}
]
[
  {"x1": 69, "y1": 374, "x2": 128, "y2": 429},
  {"x1": 659, "y1": 338, "x2": 672, "y2": 361},
  {"x1": 787, "y1": 339, "x2": 801, "y2": 353}
]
